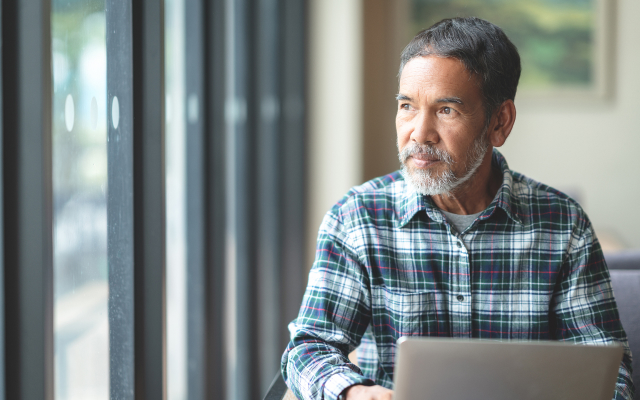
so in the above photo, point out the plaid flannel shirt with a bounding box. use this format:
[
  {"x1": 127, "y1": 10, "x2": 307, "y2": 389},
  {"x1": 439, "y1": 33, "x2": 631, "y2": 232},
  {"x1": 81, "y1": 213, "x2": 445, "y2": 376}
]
[{"x1": 282, "y1": 150, "x2": 634, "y2": 400}]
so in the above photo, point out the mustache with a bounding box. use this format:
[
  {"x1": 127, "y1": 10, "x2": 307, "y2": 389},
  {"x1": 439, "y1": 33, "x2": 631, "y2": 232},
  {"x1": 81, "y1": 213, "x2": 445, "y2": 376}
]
[{"x1": 398, "y1": 143, "x2": 454, "y2": 165}]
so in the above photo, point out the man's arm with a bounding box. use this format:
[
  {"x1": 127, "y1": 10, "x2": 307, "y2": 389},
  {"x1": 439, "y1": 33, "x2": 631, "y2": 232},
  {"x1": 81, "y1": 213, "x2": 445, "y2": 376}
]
[
  {"x1": 552, "y1": 219, "x2": 635, "y2": 400},
  {"x1": 281, "y1": 211, "x2": 374, "y2": 400},
  {"x1": 341, "y1": 385, "x2": 393, "y2": 400}
]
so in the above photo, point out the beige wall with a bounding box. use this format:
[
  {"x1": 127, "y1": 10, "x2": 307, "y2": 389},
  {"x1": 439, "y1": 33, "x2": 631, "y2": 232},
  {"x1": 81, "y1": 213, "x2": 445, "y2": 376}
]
[
  {"x1": 361, "y1": 1, "x2": 409, "y2": 182},
  {"x1": 306, "y1": 0, "x2": 640, "y2": 269},
  {"x1": 307, "y1": 0, "x2": 364, "y2": 268},
  {"x1": 306, "y1": 0, "x2": 407, "y2": 269},
  {"x1": 501, "y1": 0, "x2": 640, "y2": 249}
]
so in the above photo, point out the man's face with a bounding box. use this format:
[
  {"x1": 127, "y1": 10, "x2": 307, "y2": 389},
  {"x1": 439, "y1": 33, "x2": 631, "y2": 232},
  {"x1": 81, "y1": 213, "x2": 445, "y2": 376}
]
[{"x1": 396, "y1": 55, "x2": 491, "y2": 196}]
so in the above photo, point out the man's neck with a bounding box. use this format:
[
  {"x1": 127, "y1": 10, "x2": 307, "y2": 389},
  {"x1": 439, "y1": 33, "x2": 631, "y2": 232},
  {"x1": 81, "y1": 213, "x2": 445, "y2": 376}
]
[{"x1": 430, "y1": 150, "x2": 503, "y2": 215}]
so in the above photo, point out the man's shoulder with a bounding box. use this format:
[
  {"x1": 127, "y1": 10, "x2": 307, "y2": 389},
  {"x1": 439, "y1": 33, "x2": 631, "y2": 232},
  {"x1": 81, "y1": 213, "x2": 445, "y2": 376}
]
[{"x1": 509, "y1": 169, "x2": 589, "y2": 227}]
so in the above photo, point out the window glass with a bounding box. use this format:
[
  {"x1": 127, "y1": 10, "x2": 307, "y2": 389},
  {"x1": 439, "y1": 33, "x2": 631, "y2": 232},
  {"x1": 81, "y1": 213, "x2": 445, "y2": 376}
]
[
  {"x1": 165, "y1": 0, "x2": 188, "y2": 397},
  {"x1": 52, "y1": 0, "x2": 109, "y2": 398}
]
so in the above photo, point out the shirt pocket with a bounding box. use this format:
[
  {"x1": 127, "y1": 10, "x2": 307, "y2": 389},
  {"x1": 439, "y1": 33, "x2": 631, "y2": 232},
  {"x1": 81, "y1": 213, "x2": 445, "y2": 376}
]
[{"x1": 382, "y1": 287, "x2": 437, "y2": 338}]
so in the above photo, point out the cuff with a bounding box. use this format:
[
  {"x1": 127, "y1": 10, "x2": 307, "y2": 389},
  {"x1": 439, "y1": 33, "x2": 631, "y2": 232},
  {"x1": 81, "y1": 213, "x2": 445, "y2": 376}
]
[{"x1": 322, "y1": 370, "x2": 375, "y2": 400}]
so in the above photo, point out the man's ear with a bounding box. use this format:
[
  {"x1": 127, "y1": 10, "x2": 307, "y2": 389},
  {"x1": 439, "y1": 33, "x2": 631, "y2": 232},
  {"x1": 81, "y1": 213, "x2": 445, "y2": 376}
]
[{"x1": 487, "y1": 99, "x2": 516, "y2": 147}]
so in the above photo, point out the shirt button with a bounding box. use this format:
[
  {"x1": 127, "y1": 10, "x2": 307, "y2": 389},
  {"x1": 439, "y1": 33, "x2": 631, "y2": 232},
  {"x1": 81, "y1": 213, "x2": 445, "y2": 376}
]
[
  {"x1": 456, "y1": 241, "x2": 462, "y2": 248},
  {"x1": 457, "y1": 295, "x2": 464, "y2": 302}
]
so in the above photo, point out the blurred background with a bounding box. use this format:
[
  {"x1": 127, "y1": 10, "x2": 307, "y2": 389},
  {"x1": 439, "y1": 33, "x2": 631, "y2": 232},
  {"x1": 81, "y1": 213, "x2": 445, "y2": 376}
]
[{"x1": 45, "y1": 0, "x2": 639, "y2": 399}]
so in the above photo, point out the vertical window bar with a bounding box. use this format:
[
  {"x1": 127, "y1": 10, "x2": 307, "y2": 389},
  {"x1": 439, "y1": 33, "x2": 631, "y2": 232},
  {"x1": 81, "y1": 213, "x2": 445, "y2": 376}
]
[
  {"x1": 279, "y1": 0, "x2": 307, "y2": 348},
  {"x1": 165, "y1": 0, "x2": 187, "y2": 396},
  {"x1": 106, "y1": 0, "x2": 135, "y2": 397},
  {"x1": 2, "y1": 0, "x2": 54, "y2": 399},
  {"x1": 184, "y1": 0, "x2": 206, "y2": 397},
  {"x1": 132, "y1": 0, "x2": 167, "y2": 397},
  {"x1": 255, "y1": 0, "x2": 282, "y2": 394},
  {"x1": 246, "y1": 2, "x2": 260, "y2": 397},
  {"x1": 225, "y1": 0, "x2": 254, "y2": 399},
  {"x1": 205, "y1": 0, "x2": 227, "y2": 397},
  {"x1": 0, "y1": 0, "x2": 4, "y2": 397}
]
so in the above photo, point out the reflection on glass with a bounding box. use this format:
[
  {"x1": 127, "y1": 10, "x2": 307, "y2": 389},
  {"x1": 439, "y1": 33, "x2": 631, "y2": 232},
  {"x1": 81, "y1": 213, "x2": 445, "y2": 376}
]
[
  {"x1": 52, "y1": 0, "x2": 109, "y2": 398},
  {"x1": 410, "y1": 0, "x2": 596, "y2": 90},
  {"x1": 165, "y1": 0, "x2": 188, "y2": 398},
  {"x1": 111, "y1": 96, "x2": 120, "y2": 129}
]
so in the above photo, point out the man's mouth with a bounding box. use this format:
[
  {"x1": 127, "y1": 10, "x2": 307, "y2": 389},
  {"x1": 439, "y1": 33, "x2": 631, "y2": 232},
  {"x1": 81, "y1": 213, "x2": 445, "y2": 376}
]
[{"x1": 409, "y1": 154, "x2": 440, "y2": 168}]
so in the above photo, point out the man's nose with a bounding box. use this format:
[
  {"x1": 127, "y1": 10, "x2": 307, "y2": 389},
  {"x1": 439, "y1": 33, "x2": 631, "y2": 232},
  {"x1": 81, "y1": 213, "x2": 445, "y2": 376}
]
[{"x1": 410, "y1": 111, "x2": 439, "y2": 145}]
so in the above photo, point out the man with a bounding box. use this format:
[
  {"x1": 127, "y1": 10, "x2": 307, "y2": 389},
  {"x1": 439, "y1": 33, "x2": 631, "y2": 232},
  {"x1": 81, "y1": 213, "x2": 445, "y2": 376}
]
[{"x1": 281, "y1": 17, "x2": 634, "y2": 400}]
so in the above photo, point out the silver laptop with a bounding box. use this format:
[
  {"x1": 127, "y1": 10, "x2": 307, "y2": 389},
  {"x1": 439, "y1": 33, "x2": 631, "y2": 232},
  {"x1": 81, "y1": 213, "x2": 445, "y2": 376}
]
[{"x1": 393, "y1": 337, "x2": 623, "y2": 400}]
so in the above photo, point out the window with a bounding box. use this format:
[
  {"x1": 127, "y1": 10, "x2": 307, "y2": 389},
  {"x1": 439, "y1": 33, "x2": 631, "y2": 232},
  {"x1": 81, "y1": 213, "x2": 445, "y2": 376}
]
[
  {"x1": 0, "y1": 2, "x2": 4, "y2": 398},
  {"x1": 2, "y1": 0, "x2": 307, "y2": 399},
  {"x1": 165, "y1": 0, "x2": 189, "y2": 396},
  {"x1": 51, "y1": 1, "x2": 109, "y2": 397}
]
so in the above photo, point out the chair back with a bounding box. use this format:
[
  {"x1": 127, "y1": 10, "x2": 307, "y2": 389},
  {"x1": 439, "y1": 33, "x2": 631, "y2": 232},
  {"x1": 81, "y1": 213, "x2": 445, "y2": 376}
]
[
  {"x1": 607, "y1": 250, "x2": 640, "y2": 395},
  {"x1": 263, "y1": 373, "x2": 299, "y2": 400}
]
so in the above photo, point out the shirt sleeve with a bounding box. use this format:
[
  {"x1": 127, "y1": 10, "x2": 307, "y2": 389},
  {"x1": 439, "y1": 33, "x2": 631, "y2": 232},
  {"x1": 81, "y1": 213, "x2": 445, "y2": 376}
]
[
  {"x1": 551, "y1": 218, "x2": 635, "y2": 400},
  {"x1": 281, "y1": 209, "x2": 374, "y2": 400}
]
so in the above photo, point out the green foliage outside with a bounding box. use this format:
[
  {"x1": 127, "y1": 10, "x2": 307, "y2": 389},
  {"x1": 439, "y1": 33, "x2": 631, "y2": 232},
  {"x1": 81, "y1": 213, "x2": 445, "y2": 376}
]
[{"x1": 410, "y1": 0, "x2": 595, "y2": 89}]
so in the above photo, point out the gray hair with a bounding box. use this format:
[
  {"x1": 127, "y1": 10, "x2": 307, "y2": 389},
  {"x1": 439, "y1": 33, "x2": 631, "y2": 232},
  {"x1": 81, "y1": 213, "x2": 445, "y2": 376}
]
[{"x1": 399, "y1": 17, "x2": 521, "y2": 120}]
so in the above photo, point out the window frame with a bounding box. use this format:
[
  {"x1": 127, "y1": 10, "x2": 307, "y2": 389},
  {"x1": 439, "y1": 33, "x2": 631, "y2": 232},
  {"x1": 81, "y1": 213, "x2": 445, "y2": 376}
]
[
  {"x1": 106, "y1": 0, "x2": 168, "y2": 396},
  {"x1": 2, "y1": 0, "x2": 55, "y2": 399},
  {"x1": 184, "y1": 0, "x2": 208, "y2": 397},
  {"x1": 0, "y1": 0, "x2": 4, "y2": 397}
]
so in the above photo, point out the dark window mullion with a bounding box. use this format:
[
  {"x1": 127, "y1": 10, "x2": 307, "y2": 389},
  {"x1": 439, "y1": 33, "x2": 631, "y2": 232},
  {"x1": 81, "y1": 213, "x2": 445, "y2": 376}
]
[
  {"x1": 255, "y1": 0, "x2": 282, "y2": 394},
  {"x1": 2, "y1": 0, "x2": 54, "y2": 399},
  {"x1": 205, "y1": 0, "x2": 227, "y2": 398},
  {"x1": 225, "y1": 0, "x2": 254, "y2": 399},
  {"x1": 279, "y1": 0, "x2": 307, "y2": 350},
  {"x1": 132, "y1": 0, "x2": 167, "y2": 397},
  {"x1": 106, "y1": 0, "x2": 135, "y2": 397},
  {"x1": 107, "y1": 0, "x2": 166, "y2": 397},
  {"x1": 185, "y1": 0, "x2": 207, "y2": 397},
  {"x1": 0, "y1": 0, "x2": 4, "y2": 397}
]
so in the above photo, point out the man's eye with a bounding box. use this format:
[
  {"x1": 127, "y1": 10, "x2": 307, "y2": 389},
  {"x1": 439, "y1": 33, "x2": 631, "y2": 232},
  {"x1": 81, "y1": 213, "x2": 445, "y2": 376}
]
[
  {"x1": 443, "y1": 107, "x2": 452, "y2": 114},
  {"x1": 400, "y1": 103, "x2": 411, "y2": 110}
]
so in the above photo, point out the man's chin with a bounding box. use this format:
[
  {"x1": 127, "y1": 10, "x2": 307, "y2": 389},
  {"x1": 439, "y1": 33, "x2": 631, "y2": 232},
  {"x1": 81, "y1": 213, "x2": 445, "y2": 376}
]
[
  {"x1": 403, "y1": 163, "x2": 444, "y2": 181},
  {"x1": 401, "y1": 168, "x2": 452, "y2": 196}
]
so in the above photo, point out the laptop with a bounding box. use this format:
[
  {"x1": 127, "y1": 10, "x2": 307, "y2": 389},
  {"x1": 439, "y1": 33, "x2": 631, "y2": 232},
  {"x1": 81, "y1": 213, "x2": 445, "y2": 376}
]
[{"x1": 393, "y1": 337, "x2": 623, "y2": 400}]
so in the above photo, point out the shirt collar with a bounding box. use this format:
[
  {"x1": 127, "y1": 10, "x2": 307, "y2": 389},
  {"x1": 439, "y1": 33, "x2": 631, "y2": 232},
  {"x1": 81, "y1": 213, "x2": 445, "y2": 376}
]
[
  {"x1": 485, "y1": 149, "x2": 523, "y2": 225},
  {"x1": 396, "y1": 185, "x2": 427, "y2": 228},
  {"x1": 396, "y1": 149, "x2": 523, "y2": 228}
]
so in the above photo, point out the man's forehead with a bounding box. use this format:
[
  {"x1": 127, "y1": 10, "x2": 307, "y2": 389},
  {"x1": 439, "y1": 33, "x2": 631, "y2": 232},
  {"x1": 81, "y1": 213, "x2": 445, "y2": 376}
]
[{"x1": 398, "y1": 56, "x2": 480, "y2": 98}]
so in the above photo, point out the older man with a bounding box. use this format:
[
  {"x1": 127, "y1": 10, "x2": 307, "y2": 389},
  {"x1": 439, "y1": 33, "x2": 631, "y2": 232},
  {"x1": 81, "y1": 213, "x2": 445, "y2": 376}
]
[{"x1": 281, "y1": 17, "x2": 634, "y2": 400}]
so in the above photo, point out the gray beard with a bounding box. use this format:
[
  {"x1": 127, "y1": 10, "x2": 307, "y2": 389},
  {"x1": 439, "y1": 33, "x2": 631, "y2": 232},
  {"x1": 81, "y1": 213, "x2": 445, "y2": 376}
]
[{"x1": 398, "y1": 131, "x2": 490, "y2": 196}]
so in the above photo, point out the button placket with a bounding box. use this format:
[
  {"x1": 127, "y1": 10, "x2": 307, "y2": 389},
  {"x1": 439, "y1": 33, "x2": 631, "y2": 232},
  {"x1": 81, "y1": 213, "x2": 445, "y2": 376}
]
[
  {"x1": 461, "y1": 247, "x2": 472, "y2": 337},
  {"x1": 450, "y1": 238, "x2": 472, "y2": 337}
]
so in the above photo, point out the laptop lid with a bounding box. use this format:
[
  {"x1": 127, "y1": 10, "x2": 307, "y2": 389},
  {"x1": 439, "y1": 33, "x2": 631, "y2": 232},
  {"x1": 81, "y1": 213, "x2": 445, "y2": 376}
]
[{"x1": 393, "y1": 337, "x2": 623, "y2": 400}]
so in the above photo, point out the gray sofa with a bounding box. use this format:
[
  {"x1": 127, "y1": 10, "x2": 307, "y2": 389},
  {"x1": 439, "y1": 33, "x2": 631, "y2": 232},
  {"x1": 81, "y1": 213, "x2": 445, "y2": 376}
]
[{"x1": 606, "y1": 250, "x2": 640, "y2": 397}]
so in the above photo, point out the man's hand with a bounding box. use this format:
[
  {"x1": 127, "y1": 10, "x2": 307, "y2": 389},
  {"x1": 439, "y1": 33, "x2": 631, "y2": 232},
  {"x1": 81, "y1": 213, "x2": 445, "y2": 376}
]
[{"x1": 343, "y1": 384, "x2": 393, "y2": 400}]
